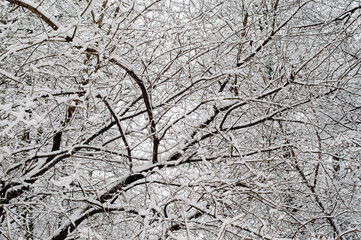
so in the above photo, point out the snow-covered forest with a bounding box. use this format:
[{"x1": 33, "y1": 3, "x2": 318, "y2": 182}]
[{"x1": 0, "y1": 0, "x2": 360, "y2": 239}]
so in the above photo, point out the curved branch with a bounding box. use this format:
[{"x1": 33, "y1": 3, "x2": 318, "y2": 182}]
[
  {"x1": 110, "y1": 58, "x2": 159, "y2": 164},
  {"x1": 220, "y1": 82, "x2": 288, "y2": 130},
  {"x1": 6, "y1": 0, "x2": 59, "y2": 30},
  {"x1": 99, "y1": 95, "x2": 133, "y2": 171}
]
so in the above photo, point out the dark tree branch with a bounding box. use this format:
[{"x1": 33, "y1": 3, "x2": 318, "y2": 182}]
[
  {"x1": 6, "y1": 0, "x2": 59, "y2": 30},
  {"x1": 99, "y1": 95, "x2": 133, "y2": 171},
  {"x1": 237, "y1": 1, "x2": 310, "y2": 67},
  {"x1": 110, "y1": 58, "x2": 159, "y2": 164}
]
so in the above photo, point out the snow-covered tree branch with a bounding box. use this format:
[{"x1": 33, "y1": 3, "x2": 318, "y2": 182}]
[{"x1": 1, "y1": 0, "x2": 360, "y2": 239}]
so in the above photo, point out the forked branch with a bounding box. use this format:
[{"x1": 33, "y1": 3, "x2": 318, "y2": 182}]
[{"x1": 110, "y1": 58, "x2": 159, "y2": 164}]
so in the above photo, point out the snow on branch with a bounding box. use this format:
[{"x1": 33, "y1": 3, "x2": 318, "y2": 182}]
[{"x1": 6, "y1": 0, "x2": 60, "y2": 30}]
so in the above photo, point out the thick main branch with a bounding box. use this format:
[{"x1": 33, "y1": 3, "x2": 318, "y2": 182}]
[
  {"x1": 110, "y1": 58, "x2": 159, "y2": 164},
  {"x1": 7, "y1": 0, "x2": 59, "y2": 30}
]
